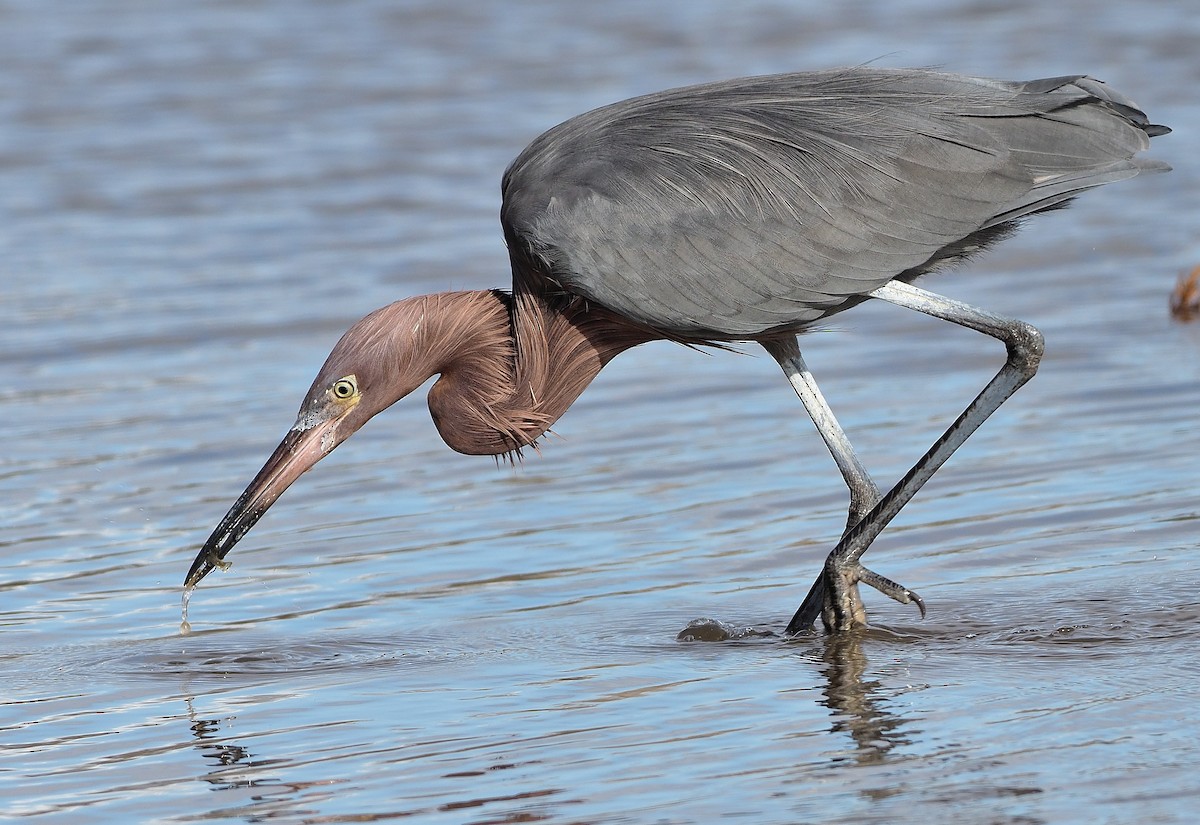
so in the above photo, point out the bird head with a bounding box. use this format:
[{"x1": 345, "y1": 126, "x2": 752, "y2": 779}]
[{"x1": 184, "y1": 300, "x2": 435, "y2": 590}]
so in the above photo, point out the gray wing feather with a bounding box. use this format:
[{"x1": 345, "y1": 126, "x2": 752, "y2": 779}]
[{"x1": 501, "y1": 67, "x2": 1166, "y2": 338}]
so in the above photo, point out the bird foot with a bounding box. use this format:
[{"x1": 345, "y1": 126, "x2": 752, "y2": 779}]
[
  {"x1": 786, "y1": 559, "x2": 925, "y2": 635},
  {"x1": 829, "y1": 562, "x2": 925, "y2": 630}
]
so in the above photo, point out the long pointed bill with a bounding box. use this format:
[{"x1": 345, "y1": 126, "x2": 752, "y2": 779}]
[{"x1": 185, "y1": 418, "x2": 339, "y2": 589}]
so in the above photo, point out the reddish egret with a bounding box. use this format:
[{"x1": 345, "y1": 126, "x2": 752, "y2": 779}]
[{"x1": 185, "y1": 68, "x2": 1168, "y2": 634}]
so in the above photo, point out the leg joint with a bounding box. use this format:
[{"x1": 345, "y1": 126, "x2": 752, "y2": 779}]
[{"x1": 1005, "y1": 320, "x2": 1044, "y2": 376}]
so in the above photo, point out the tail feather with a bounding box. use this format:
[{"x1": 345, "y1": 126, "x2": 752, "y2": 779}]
[{"x1": 975, "y1": 75, "x2": 1169, "y2": 227}]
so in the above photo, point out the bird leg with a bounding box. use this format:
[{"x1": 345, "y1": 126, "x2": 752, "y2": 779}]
[
  {"x1": 764, "y1": 337, "x2": 915, "y2": 631},
  {"x1": 768, "y1": 279, "x2": 1044, "y2": 634},
  {"x1": 765, "y1": 337, "x2": 882, "y2": 531}
]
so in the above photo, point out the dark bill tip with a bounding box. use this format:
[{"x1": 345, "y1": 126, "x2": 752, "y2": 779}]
[
  {"x1": 184, "y1": 484, "x2": 271, "y2": 589},
  {"x1": 184, "y1": 421, "x2": 335, "y2": 589},
  {"x1": 183, "y1": 551, "x2": 218, "y2": 591}
]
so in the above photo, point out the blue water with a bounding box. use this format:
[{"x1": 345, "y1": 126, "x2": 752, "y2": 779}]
[{"x1": 2, "y1": 1, "x2": 1199, "y2": 822}]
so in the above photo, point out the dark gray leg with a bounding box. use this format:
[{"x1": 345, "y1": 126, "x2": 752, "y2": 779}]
[{"x1": 766, "y1": 279, "x2": 1044, "y2": 634}]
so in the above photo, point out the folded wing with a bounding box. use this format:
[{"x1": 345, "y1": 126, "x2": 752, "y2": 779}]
[{"x1": 501, "y1": 67, "x2": 1167, "y2": 339}]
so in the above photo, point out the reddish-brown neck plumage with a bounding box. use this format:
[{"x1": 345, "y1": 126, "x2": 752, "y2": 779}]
[{"x1": 404, "y1": 290, "x2": 655, "y2": 457}]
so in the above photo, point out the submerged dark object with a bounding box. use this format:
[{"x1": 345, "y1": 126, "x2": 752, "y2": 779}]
[{"x1": 186, "y1": 67, "x2": 1169, "y2": 633}]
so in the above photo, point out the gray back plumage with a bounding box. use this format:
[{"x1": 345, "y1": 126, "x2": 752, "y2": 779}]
[{"x1": 500, "y1": 67, "x2": 1168, "y2": 339}]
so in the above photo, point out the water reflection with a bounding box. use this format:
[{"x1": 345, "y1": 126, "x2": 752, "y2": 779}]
[
  {"x1": 182, "y1": 697, "x2": 571, "y2": 821},
  {"x1": 185, "y1": 703, "x2": 265, "y2": 797},
  {"x1": 679, "y1": 618, "x2": 916, "y2": 768},
  {"x1": 185, "y1": 702, "x2": 340, "y2": 821},
  {"x1": 817, "y1": 632, "x2": 912, "y2": 767}
]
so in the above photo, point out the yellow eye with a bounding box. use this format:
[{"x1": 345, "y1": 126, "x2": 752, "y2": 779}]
[{"x1": 330, "y1": 376, "x2": 358, "y2": 401}]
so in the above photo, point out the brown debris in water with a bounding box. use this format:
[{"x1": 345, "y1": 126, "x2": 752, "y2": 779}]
[{"x1": 1170, "y1": 265, "x2": 1200, "y2": 322}]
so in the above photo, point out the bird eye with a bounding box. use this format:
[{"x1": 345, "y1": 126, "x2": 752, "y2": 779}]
[{"x1": 330, "y1": 376, "x2": 358, "y2": 400}]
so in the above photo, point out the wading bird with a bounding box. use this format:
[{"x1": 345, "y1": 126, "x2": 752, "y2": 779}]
[{"x1": 186, "y1": 67, "x2": 1168, "y2": 634}]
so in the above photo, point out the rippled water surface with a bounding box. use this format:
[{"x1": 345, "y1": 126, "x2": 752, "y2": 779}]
[{"x1": 3, "y1": 1, "x2": 1198, "y2": 822}]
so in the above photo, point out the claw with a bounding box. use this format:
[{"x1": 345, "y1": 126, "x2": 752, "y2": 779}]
[{"x1": 856, "y1": 566, "x2": 925, "y2": 619}]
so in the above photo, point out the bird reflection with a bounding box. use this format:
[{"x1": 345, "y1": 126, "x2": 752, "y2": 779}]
[
  {"x1": 185, "y1": 705, "x2": 257, "y2": 789},
  {"x1": 818, "y1": 632, "x2": 914, "y2": 765},
  {"x1": 193, "y1": 730, "x2": 252, "y2": 770}
]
